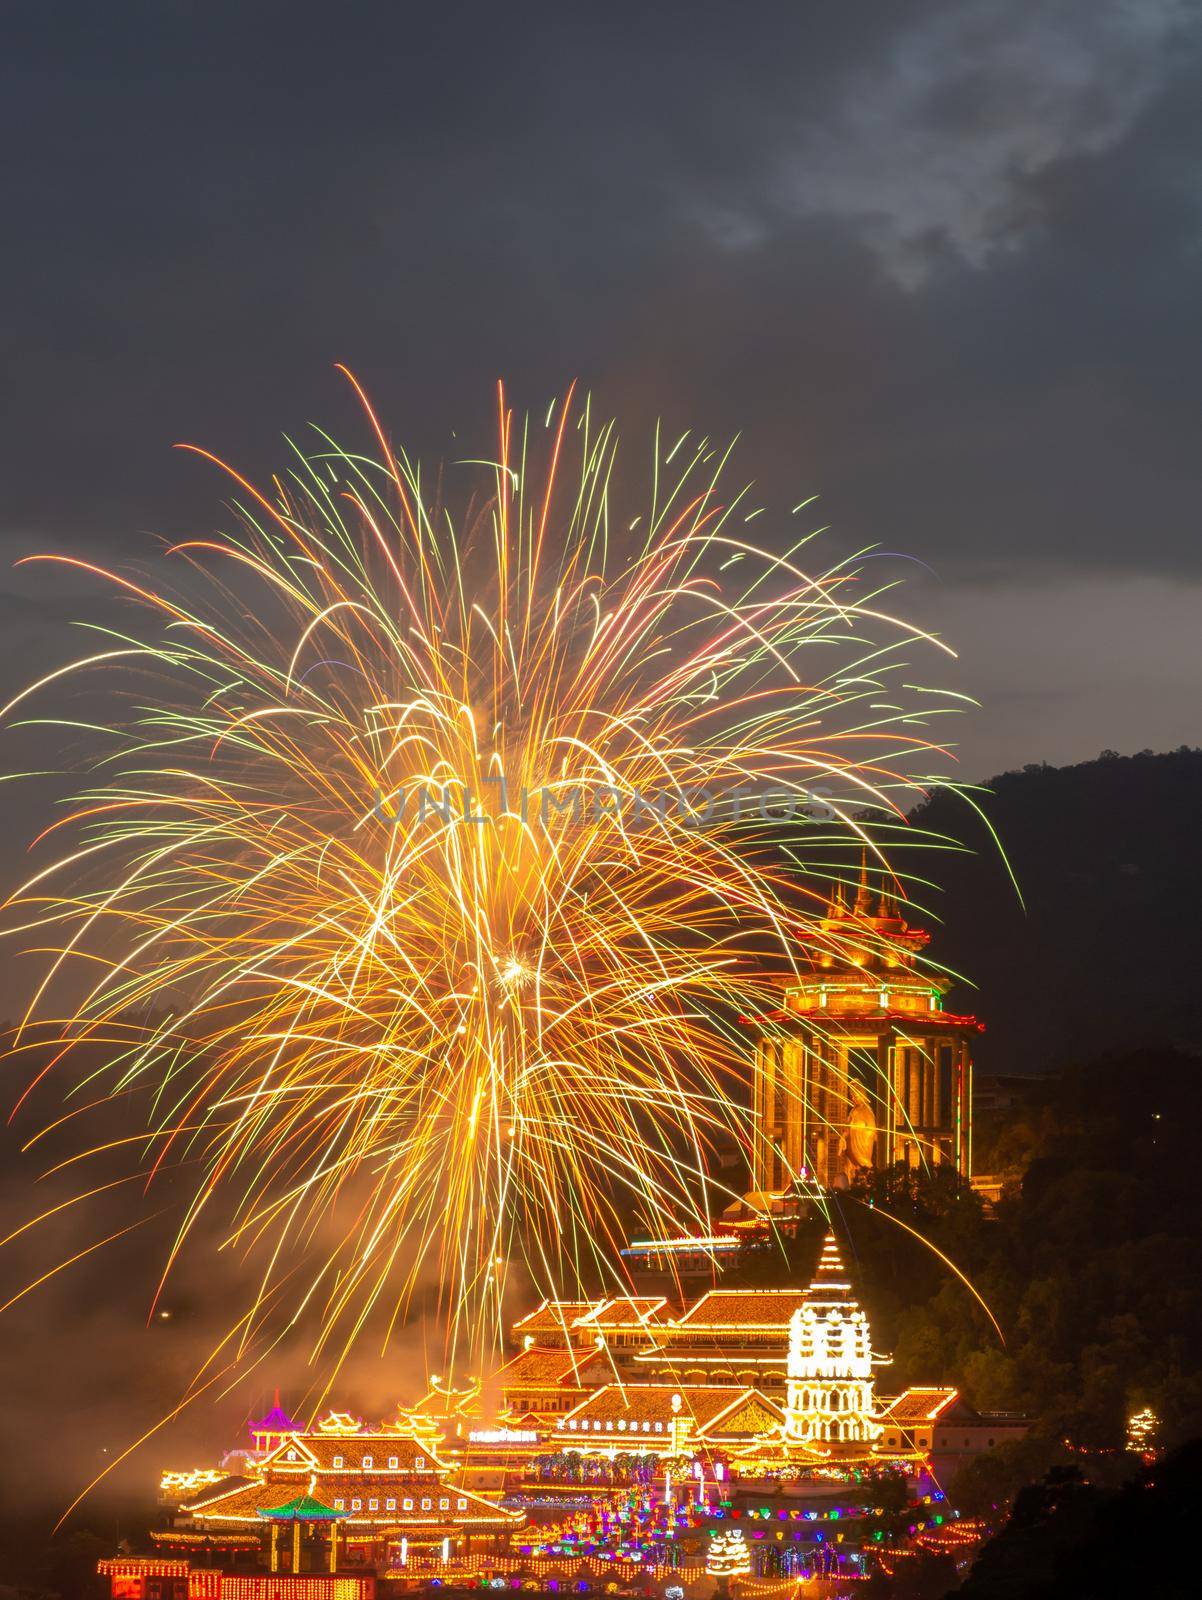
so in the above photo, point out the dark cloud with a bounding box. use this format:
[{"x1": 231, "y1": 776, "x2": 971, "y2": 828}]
[{"x1": 2, "y1": 1, "x2": 1200, "y2": 573}]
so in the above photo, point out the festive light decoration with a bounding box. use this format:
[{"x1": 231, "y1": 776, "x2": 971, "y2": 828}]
[
  {"x1": 1126, "y1": 1405, "x2": 1160, "y2": 1458},
  {"x1": 160, "y1": 1469, "x2": 227, "y2": 1498},
  {"x1": 706, "y1": 1529, "x2": 753, "y2": 1580},
  {"x1": 210, "y1": 1581, "x2": 369, "y2": 1600},
  {"x1": 1, "y1": 377, "x2": 968, "y2": 1378},
  {"x1": 784, "y1": 1234, "x2": 881, "y2": 1452}
]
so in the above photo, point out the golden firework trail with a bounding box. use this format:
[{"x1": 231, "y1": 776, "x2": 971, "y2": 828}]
[{"x1": 1, "y1": 375, "x2": 970, "y2": 1379}]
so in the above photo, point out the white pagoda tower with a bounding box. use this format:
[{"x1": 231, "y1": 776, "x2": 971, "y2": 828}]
[{"x1": 784, "y1": 1231, "x2": 882, "y2": 1452}]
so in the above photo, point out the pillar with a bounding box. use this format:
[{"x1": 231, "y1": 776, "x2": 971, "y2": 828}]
[
  {"x1": 932, "y1": 1044, "x2": 944, "y2": 1133},
  {"x1": 753, "y1": 1037, "x2": 772, "y2": 1191},
  {"x1": 873, "y1": 1034, "x2": 889, "y2": 1165},
  {"x1": 907, "y1": 1048, "x2": 922, "y2": 1129},
  {"x1": 270, "y1": 1525, "x2": 279, "y2": 1573},
  {"x1": 329, "y1": 1523, "x2": 339, "y2": 1574},
  {"x1": 802, "y1": 1038, "x2": 816, "y2": 1177},
  {"x1": 889, "y1": 1037, "x2": 903, "y2": 1162},
  {"x1": 292, "y1": 1520, "x2": 301, "y2": 1574},
  {"x1": 782, "y1": 1039, "x2": 800, "y2": 1184}
]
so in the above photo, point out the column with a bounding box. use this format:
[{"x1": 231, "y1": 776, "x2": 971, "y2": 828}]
[
  {"x1": 907, "y1": 1049, "x2": 922, "y2": 1130},
  {"x1": 329, "y1": 1523, "x2": 339, "y2": 1574},
  {"x1": 932, "y1": 1045, "x2": 943, "y2": 1133},
  {"x1": 753, "y1": 1039, "x2": 771, "y2": 1191},
  {"x1": 875, "y1": 1034, "x2": 892, "y2": 1165},
  {"x1": 292, "y1": 1520, "x2": 301, "y2": 1574},
  {"x1": 270, "y1": 1525, "x2": 279, "y2": 1573},
  {"x1": 802, "y1": 1038, "x2": 816, "y2": 1177},
  {"x1": 784, "y1": 1039, "x2": 804, "y2": 1184}
]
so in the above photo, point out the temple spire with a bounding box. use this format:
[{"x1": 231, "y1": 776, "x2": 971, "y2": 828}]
[{"x1": 854, "y1": 848, "x2": 872, "y2": 913}]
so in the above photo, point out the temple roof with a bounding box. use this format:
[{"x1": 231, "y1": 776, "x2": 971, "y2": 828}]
[
  {"x1": 511, "y1": 1300, "x2": 595, "y2": 1334},
  {"x1": 261, "y1": 1428, "x2": 441, "y2": 1475},
  {"x1": 495, "y1": 1347, "x2": 606, "y2": 1387},
  {"x1": 258, "y1": 1494, "x2": 339, "y2": 1520},
  {"x1": 183, "y1": 1472, "x2": 520, "y2": 1530},
  {"x1": 671, "y1": 1289, "x2": 812, "y2": 1330},
  {"x1": 878, "y1": 1387, "x2": 961, "y2": 1424},
  {"x1": 407, "y1": 1379, "x2": 481, "y2": 1418},
  {"x1": 250, "y1": 1404, "x2": 299, "y2": 1434},
  {"x1": 573, "y1": 1296, "x2": 667, "y2": 1329}
]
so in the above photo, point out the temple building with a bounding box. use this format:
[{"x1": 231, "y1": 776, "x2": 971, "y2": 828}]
[
  {"x1": 748, "y1": 864, "x2": 981, "y2": 1198},
  {"x1": 494, "y1": 1344, "x2": 610, "y2": 1423},
  {"x1": 876, "y1": 1387, "x2": 1030, "y2": 1475},
  {"x1": 783, "y1": 1233, "x2": 881, "y2": 1454},
  {"x1": 103, "y1": 876, "x2": 1014, "y2": 1597},
  {"x1": 171, "y1": 1411, "x2": 522, "y2": 1575},
  {"x1": 554, "y1": 1382, "x2": 785, "y2": 1461},
  {"x1": 632, "y1": 1290, "x2": 812, "y2": 1391},
  {"x1": 119, "y1": 1228, "x2": 1028, "y2": 1599}
]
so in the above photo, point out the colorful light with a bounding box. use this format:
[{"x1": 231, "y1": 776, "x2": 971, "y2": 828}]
[{"x1": 3, "y1": 377, "x2": 966, "y2": 1384}]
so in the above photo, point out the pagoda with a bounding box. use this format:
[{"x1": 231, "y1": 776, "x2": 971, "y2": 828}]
[
  {"x1": 783, "y1": 1231, "x2": 882, "y2": 1457},
  {"x1": 748, "y1": 859, "x2": 981, "y2": 1198}
]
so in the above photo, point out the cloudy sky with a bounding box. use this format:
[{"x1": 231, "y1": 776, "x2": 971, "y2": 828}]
[
  {"x1": 1, "y1": 0, "x2": 1201, "y2": 1514},
  {"x1": 3, "y1": 0, "x2": 1201, "y2": 786}
]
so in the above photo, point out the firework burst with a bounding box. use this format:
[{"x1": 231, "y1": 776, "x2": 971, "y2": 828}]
[{"x1": 1, "y1": 375, "x2": 967, "y2": 1377}]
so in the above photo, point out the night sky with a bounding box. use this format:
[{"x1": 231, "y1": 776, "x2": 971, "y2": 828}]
[
  {"x1": 4, "y1": 0, "x2": 1202, "y2": 786},
  {"x1": 2, "y1": 0, "x2": 1202, "y2": 1517}
]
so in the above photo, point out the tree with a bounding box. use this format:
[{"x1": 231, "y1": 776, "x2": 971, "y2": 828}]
[{"x1": 956, "y1": 1441, "x2": 1202, "y2": 1600}]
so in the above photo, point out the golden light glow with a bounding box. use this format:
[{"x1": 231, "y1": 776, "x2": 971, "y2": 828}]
[{"x1": 1, "y1": 377, "x2": 964, "y2": 1379}]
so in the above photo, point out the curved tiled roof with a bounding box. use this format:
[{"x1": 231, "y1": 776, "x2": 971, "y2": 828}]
[
  {"x1": 672, "y1": 1290, "x2": 811, "y2": 1329},
  {"x1": 878, "y1": 1387, "x2": 960, "y2": 1424},
  {"x1": 250, "y1": 1404, "x2": 299, "y2": 1433},
  {"x1": 184, "y1": 1467, "x2": 521, "y2": 1530},
  {"x1": 511, "y1": 1300, "x2": 595, "y2": 1333},
  {"x1": 495, "y1": 1347, "x2": 604, "y2": 1387},
  {"x1": 573, "y1": 1297, "x2": 667, "y2": 1328}
]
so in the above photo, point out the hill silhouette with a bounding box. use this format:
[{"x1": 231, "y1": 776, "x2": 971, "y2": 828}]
[{"x1": 910, "y1": 747, "x2": 1202, "y2": 1074}]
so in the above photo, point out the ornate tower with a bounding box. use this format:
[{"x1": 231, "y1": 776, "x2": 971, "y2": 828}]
[
  {"x1": 750, "y1": 862, "x2": 980, "y2": 1198},
  {"x1": 784, "y1": 1231, "x2": 881, "y2": 1451}
]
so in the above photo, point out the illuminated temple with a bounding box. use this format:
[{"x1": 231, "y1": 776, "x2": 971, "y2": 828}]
[
  {"x1": 126, "y1": 1232, "x2": 1025, "y2": 1598},
  {"x1": 105, "y1": 877, "x2": 1020, "y2": 1598},
  {"x1": 748, "y1": 865, "x2": 981, "y2": 1199}
]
